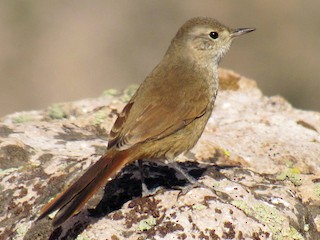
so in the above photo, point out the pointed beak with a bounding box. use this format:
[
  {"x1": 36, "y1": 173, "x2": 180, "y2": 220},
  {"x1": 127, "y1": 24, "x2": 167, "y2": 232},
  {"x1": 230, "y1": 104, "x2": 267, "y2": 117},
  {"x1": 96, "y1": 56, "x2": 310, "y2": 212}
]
[{"x1": 230, "y1": 28, "x2": 255, "y2": 38}]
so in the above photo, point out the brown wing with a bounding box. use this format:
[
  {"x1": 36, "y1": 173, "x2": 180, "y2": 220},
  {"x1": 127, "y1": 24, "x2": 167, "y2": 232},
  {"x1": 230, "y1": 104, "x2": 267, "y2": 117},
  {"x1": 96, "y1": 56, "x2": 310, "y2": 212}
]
[
  {"x1": 108, "y1": 100, "x2": 207, "y2": 150},
  {"x1": 108, "y1": 60, "x2": 211, "y2": 150}
]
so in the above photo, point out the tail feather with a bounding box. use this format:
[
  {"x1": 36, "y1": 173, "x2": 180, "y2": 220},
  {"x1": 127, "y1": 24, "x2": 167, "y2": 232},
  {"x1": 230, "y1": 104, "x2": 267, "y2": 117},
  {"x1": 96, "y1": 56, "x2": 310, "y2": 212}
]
[{"x1": 37, "y1": 149, "x2": 133, "y2": 227}]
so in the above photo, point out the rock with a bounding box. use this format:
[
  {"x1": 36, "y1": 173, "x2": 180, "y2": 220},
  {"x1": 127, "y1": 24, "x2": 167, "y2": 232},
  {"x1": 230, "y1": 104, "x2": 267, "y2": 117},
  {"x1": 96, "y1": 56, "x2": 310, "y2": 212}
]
[{"x1": 0, "y1": 69, "x2": 319, "y2": 240}]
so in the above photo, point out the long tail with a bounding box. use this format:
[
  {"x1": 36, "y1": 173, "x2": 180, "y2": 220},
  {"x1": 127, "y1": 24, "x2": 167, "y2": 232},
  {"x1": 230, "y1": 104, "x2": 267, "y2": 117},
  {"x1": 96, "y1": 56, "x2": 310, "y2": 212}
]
[{"x1": 37, "y1": 149, "x2": 134, "y2": 227}]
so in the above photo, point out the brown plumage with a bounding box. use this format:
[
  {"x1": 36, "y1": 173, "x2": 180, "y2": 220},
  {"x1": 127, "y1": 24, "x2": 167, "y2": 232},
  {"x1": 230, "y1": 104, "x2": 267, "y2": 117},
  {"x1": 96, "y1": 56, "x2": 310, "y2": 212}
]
[{"x1": 37, "y1": 17, "x2": 254, "y2": 227}]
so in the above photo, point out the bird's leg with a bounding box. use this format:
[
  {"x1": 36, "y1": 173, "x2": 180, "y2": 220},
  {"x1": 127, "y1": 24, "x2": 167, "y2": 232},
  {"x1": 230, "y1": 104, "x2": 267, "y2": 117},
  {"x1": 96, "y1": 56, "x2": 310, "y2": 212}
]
[
  {"x1": 138, "y1": 160, "x2": 150, "y2": 196},
  {"x1": 168, "y1": 160, "x2": 209, "y2": 196},
  {"x1": 138, "y1": 160, "x2": 163, "y2": 197},
  {"x1": 168, "y1": 161, "x2": 197, "y2": 184},
  {"x1": 139, "y1": 158, "x2": 209, "y2": 197}
]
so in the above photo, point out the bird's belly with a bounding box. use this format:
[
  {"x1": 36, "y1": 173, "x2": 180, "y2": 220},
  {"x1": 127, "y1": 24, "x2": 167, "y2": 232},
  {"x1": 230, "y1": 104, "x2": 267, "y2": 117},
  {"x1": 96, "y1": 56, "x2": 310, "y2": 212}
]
[{"x1": 140, "y1": 109, "x2": 212, "y2": 160}]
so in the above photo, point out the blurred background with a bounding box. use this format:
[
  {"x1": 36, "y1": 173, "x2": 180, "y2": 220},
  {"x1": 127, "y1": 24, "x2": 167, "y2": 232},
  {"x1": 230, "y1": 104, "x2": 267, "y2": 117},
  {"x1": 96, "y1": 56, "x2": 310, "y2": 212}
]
[{"x1": 0, "y1": 1, "x2": 319, "y2": 116}]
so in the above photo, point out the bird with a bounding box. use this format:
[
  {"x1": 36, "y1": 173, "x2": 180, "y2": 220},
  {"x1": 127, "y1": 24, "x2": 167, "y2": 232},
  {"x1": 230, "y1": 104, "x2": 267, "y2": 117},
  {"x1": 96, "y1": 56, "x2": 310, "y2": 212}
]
[{"x1": 37, "y1": 17, "x2": 254, "y2": 227}]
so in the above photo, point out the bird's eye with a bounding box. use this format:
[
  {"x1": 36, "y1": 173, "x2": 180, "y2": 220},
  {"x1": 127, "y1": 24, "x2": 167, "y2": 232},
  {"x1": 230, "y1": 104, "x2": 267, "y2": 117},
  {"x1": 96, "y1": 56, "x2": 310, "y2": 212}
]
[{"x1": 209, "y1": 32, "x2": 219, "y2": 39}]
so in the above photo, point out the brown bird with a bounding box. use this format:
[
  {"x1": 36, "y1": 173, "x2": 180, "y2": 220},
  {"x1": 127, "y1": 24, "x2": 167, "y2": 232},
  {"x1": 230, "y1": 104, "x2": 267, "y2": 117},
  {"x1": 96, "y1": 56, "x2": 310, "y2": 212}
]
[{"x1": 37, "y1": 17, "x2": 254, "y2": 227}]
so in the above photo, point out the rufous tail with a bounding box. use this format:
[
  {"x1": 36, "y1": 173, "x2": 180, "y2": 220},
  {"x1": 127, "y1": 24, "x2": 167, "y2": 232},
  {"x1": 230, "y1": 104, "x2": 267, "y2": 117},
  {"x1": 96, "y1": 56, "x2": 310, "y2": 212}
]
[{"x1": 37, "y1": 149, "x2": 134, "y2": 227}]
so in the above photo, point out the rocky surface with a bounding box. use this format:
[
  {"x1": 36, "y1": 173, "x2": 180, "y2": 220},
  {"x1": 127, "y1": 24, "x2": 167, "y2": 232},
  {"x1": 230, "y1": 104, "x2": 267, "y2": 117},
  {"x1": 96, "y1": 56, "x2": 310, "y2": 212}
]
[{"x1": 0, "y1": 69, "x2": 319, "y2": 240}]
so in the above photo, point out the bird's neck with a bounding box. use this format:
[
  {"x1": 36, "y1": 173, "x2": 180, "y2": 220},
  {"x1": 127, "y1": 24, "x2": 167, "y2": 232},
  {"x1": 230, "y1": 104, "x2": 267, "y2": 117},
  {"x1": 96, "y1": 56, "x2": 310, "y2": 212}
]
[
  {"x1": 163, "y1": 48, "x2": 220, "y2": 103},
  {"x1": 181, "y1": 51, "x2": 220, "y2": 101}
]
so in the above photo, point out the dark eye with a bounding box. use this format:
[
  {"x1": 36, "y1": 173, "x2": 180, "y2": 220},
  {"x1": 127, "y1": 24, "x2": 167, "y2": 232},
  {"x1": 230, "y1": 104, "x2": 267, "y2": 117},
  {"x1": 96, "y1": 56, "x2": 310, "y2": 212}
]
[{"x1": 209, "y1": 32, "x2": 219, "y2": 39}]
